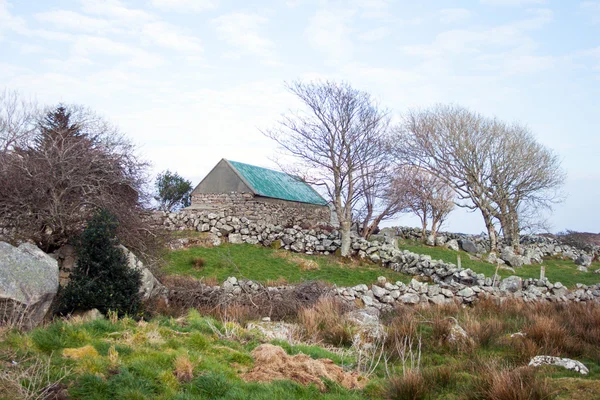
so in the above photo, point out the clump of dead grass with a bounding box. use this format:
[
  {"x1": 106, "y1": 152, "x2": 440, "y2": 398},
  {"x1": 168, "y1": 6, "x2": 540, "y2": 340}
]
[{"x1": 298, "y1": 297, "x2": 354, "y2": 346}]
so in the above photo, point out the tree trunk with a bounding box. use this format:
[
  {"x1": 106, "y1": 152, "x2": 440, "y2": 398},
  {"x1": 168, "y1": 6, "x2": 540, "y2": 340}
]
[
  {"x1": 421, "y1": 218, "x2": 427, "y2": 243},
  {"x1": 340, "y1": 220, "x2": 352, "y2": 257},
  {"x1": 481, "y1": 208, "x2": 498, "y2": 253},
  {"x1": 509, "y1": 208, "x2": 520, "y2": 251}
]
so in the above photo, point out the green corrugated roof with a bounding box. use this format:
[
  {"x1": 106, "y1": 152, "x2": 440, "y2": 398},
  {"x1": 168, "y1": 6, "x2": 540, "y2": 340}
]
[{"x1": 227, "y1": 160, "x2": 328, "y2": 206}]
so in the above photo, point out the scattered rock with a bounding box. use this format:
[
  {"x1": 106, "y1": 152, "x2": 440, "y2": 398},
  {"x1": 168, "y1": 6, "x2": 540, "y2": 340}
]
[
  {"x1": 528, "y1": 356, "x2": 589, "y2": 375},
  {"x1": 246, "y1": 321, "x2": 297, "y2": 341}
]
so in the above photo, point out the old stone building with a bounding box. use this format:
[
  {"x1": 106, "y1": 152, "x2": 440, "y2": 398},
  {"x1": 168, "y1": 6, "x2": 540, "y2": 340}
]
[{"x1": 188, "y1": 159, "x2": 331, "y2": 226}]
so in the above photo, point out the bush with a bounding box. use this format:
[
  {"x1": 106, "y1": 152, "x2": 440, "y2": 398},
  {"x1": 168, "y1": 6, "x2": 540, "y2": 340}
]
[{"x1": 60, "y1": 210, "x2": 142, "y2": 316}]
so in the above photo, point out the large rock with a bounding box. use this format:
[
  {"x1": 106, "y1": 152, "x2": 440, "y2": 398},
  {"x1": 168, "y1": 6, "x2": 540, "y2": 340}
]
[
  {"x1": 0, "y1": 242, "x2": 59, "y2": 329},
  {"x1": 499, "y1": 275, "x2": 523, "y2": 293},
  {"x1": 575, "y1": 255, "x2": 593, "y2": 268},
  {"x1": 445, "y1": 239, "x2": 460, "y2": 251},
  {"x1": 460, "y1": 239, "x2": 481, "y2": 254},
  {"x1": 500, "y1": 247, "x2": 525, "y2": 268},
  {"x1": 528, "y1": 356, "x2": 588, "y2": 375},
  {"x1": 119, "y1": 246, "x2": 167, "y2": 301}
]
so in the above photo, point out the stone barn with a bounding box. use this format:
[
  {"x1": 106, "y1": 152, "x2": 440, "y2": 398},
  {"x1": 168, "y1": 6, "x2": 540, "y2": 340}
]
[{"x1": 188, "y1": 159, "x2": 331, "y2": 226}]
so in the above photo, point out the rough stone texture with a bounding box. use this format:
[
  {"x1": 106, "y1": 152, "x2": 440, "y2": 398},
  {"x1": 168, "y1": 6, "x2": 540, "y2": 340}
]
[
  {"x1": 119, "y1": 245, "x2": 167, "y2": 301},
  {"x1": 528, "y1": 356, "x2": 589, "y2": 375},
  {"x1": 445, "y1": 239, "x2": 460, "y2": 251},
  {"x1": 500, "y1": 247, "x2": 525, "y2": 268},
  {"x1": 154, "y1": 212, "x2": 600, "y2": 308},
  {"x1": 0, "y1": 242, "x2": 59, "y2": 329},
  {"x1": 575, "y1": 254, "x2": 593, "y2": 268},
  {"x1": 189, "y1": 192, "x2": 331, "y2": 227},
  {"x1": 499, "y1": 276, "x2": 523, "y2": 293},
  {"x1": 460, "y1": 239, "x2": 481, "y2": 254}
]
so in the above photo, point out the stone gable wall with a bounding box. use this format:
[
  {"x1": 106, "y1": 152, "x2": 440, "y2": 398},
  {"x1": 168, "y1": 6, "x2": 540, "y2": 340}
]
[{"x1": 189, "y1": 192, "x2": 330, "y2": 227}]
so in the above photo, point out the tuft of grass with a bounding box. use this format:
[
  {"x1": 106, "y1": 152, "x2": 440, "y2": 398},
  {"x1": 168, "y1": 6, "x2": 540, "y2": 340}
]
[
  {"x1": 469, "y1": 365, "x2": 553, "y2": 400},
  {"x1": 387, "y1": 371, "x2": 429, "y2": 400},
  {"x1": 174, "y1": 353, "x2": 194, "y2": 383}
]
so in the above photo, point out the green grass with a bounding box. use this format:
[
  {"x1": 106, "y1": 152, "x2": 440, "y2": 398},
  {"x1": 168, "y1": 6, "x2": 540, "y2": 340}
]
[
  {"x1": 163, "y1": 243, "x2": 410, "y2": 287},
  {"x1": 0, "y1": 311, "x2": 368, "y2": 400},
  {"x1": 398, "y1": 239, "x2": 600, "y2": 288},
  {"x1": 3, "y1": 300, "x2": 599, "y2": 400}
]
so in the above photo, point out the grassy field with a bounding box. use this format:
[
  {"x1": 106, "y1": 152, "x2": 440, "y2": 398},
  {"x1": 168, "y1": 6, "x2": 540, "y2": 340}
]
[
  {"x1": 2, "y1": 299, "x2": 599, "y2": 399},
  {"x1": 164, "y1": 243, "x2": 411, "y2": 287},
  {"x1": 398, "y1": 239, "x2": 600, "y2": 288}
]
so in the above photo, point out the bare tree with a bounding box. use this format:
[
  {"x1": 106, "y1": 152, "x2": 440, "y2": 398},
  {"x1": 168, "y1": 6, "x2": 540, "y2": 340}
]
[
  {"x1": 264, "y1": 81, "x2": 390, "y2": 256},
  {"x1": 355, "y1": 159, "x2": 407, "y2": 239},
  {"x1": 395, "y1": 105, "x2": 501, "y2": 251},
  {"x1": 487, "y1": 122, "x2": 565, "y2": 249},
  {"x1": 393, "y1": 166, "x2": 454, "y2": 242},
  {"x1": 0, "y1": 104, "x2": 154, "y2": 255},
  {"x1": 395, "y1": 105, "x2": 565, "y2": 253},
  {"x1": 0, "y1": 89, "x2": 39, "y2": 152}
]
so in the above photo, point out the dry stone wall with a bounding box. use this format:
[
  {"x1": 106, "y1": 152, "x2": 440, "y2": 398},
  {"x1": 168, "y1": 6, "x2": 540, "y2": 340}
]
[{"x1": 156, "y1": 210, "x2": 600, "y2": 307}]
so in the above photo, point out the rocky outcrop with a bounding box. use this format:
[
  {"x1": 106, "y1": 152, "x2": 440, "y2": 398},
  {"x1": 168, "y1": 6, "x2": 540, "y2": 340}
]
[
  {"x1": 0, "y1": 242, "x2": 59, "y2": 329},
  {"x1": 119, "y1": 245, "x2": 167, "y2": 301}
]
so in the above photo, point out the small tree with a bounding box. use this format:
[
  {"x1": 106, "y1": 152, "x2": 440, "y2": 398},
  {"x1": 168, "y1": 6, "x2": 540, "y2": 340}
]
[
  {"x1": 393, "y1": 166, "x2": 455, "y2": 242},
  {"x1": 60, "y1": 210, "x2": 142, "y2": 316},
  {"x1": 155, "y1": 170, "x2": 193, "y2": 211}
]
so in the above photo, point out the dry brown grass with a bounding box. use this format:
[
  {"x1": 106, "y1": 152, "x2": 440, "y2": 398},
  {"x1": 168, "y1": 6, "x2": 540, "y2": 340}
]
[
  {"x1": 271, "y1": 251, "x2": 320, "y2": 271},
  {"x1": 192, "y1": 257, "x2": 206, "y2": 269},
  {"x1": 174, "y1": 353, "x2": 194, "y2": 383},
  {"x1": 470, "y1": 364, "x2": 553, "y2": 400},
  {"x1": 264, "y1": 277, "x2": 289, "y2": 287},
  {"x1": 298, "y1": 297, "x2": 354, "y2": 346},
  {"x1": 465, "y1": 316, "x2": 505, "y2": 348},
  {"x1": 387, "y1": 370, "x2": 429, "y2": 400}
]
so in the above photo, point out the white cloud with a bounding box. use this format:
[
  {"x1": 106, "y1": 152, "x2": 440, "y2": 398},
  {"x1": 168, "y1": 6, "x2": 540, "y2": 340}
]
[
  {"x1": 402, "y1": 9, "x2": 553, "y2": 59},
  {"x1": 305, "y1": 7, "x2": 355, "y2": 62},
  {"x1": 212, "y1": 12, "x2": 277, "y2": 65},
  {"x1": 142, "y1": 21, "x2": 203, "y2": 53},
  {"x1": 0, "y1": 0, "x2": 27, "y2": 37},
  {"x1": 480, "y1": 0, "x2": 545, "y2": 6},
  {"x1": 439, "y1": 8, "x2": 471, "y2": 24},
  {"x1": 149, "y1": 0, "x2": 218, "y2": 12},
  {"x1": 80, "y1": 0, "x2": 153, "y2": 22},
  {"x1": 72, "y1": 35, "x2": 164, "y2": 68},
  {"x1": 34, "y1": 10, "x2": 116, "y2": 34},
  {"x1": 358, "y1": 26, "x2": 390, "y2": 41}
]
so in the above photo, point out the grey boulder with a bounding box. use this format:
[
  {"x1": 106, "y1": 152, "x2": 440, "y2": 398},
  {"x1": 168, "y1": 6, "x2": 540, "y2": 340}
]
[
  {"x1": 0, "y1": 242, "x2": 59, "y2": 329},
  {"x1": 119, "y1": 246, "x2": 167, "y2": 301},
  {"x1": 499, "y1": 275, "x2": 523, "y2": 293}
]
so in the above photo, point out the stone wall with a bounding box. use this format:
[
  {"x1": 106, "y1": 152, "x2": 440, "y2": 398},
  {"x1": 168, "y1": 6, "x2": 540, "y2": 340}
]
[
  {"x1": 173, "y1": 274, "x2": 600, "y2": 312},
  {"x1": 188, "y1": 192, "x2": 331, "y2": 227}
]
